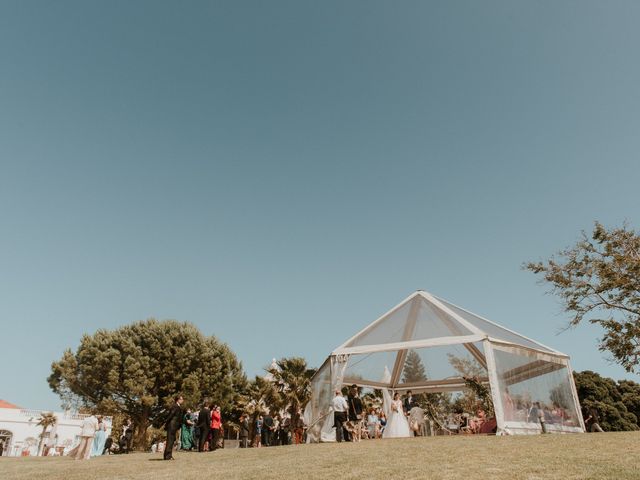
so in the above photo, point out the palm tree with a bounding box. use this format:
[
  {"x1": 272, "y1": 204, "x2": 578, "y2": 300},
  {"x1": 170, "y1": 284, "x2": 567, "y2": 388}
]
[
  {"x1": 36, "y1": 412, "x2": 57, "y2": 456},
  {"x1": 237, "y1": 376, "x2": 280, "y2": 446},
  {"x1": 267, "y1": 357, "x2": 317, "y2": 432}
]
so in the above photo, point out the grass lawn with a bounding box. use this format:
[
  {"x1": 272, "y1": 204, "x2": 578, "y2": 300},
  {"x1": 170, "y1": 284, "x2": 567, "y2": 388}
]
[{"x1": 1, "y1": 432, "x2": 639, "y2": 480}]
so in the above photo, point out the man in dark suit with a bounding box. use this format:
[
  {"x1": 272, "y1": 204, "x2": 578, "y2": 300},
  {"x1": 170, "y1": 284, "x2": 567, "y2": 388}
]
[
  {"x1": 262, "y1": 413, "x2": 274, "y2": 446},
  {"x1": 239, "y1": 413, "x2": 250, "y2": 448},
  {"x1": 164, "y1": 394, "x2": 184, "y2": 460},
  {"x1": 197, "y1": 400, "x2": 211, "y2": 452},
  {"x1": 347, "y1": 385, "x2": 363, "y2": 441},
  {"x1": 123, "y1": 418, "x2": 134, "y2": 453},
  {"x1": 404, "y1": 390, "x2": 417, "y2": 414}
]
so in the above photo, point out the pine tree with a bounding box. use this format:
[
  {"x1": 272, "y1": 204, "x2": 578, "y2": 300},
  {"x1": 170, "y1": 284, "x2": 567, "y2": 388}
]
[
  {"x1": 402, "y1": 349, "x2": 452, "y2": 416},
  {"x1": 402, "y1": 350, "x2": 427, "y2": 383}
]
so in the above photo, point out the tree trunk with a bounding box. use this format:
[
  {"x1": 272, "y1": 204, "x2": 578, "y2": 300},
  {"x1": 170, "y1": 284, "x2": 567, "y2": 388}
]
[
  {"x1": 37, "y1": 430, "x2": 45, "y2": 456},
  {"x1": 132, "y1": 409, "x2": 151, "y2": 450}
]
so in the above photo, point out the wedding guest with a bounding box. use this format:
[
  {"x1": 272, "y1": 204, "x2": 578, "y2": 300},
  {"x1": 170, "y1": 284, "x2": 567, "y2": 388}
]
[
  {"x1": 367, "y1": 408, "x2": 380, "y2": 439},
  {"x1": 470, "y1": 408, "x2": 486, "y2": 434},
  {"x1": 408, "y1": 406, "x2": 426, "y2": 437},
  {"x1": 181, "y1": 409, "x2": 195, "y2": 450},
  {"x1": 293, "y1": 412, "x2": 305, "y2": 445},
  {"x1": 73, "y1": 414, "x2": 99, "y2": 460},
  {"x1": 551, "y1": 403, "x2": 567, "y2": 424},
  {"x1": 262, "y1": 412, "x2": 275, "y2": 446},
  {"x1": 272, "y1": 415, "x2": 281, "y2": 446},
  {"x1": 122, "y1": 419, "x2": 133, "y2": 453},
  {"x1": 527, "y1": 402, "x2": 547, "y2": 433},
  {"x1": 163, "y1": 395, "x2": 184, "y2": 460},
  {"x1": 197, "y1": 401, "x2": 211, "y2": 452},
  {"x1": 379, "y1": 409, "x2": 387, "y2": 435},
  {"x1": 254, "y1": 415, "x2": 263, "y2": 448},
  {"x1": 210, "y1": 405, "x2": 222, "y2": 450},
  {"x1": 585, "y1": 407, "x2": 604, "y2": 432},
  {"x1": 502, "y1": 388, "x2": 516, "y2": 421},
  {"x1": 347, "y1": 385, "x2": 364, "y2": 442},
  {"x1": 279, "y1": 414, "x2": 290, "y2": 446},
  {"x1": 239, "y1": 414, "x2": 249, "y2": 448},
  {"x1": 332, "y1": 390, "x2": 349, "y2": 443},
  {"x1": 90, "y1": 417, "x2": 107, "y2": 456}
]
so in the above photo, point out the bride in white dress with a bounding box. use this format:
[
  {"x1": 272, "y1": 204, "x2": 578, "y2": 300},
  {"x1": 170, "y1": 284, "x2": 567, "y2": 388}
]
[{"x1": 382, "y1": 392, "x2": 411, "y2": 438}]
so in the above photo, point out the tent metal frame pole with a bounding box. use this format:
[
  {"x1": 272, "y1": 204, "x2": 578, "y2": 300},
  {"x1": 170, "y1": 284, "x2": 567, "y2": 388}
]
[
  {"x1": 426, "y1": 296, "x2": 489, "y2": 370},
  {"x1": 565, "y1": 360, "x2": 586, "y2": 432},
  {"x1": 434, "y1": 294, "x2": 564, "y2": 355},
  {"x1": 464, "y1": 343, "x2": 488, "y2": 370},
  {"x1": 483, "y1": 339, "x2": 505, "y2": 435},
  {"x1": 336, "y1": 292, "x2": 421, "y2": 350},
  {"x1": 390, "y1": 296, "x2": 421, "y2": 388}
]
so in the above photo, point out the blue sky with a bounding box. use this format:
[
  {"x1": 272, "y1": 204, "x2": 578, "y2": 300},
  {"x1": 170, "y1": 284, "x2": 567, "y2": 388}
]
[{"x1": 1, "y1": 0, "x2": 639, "y2": 410}]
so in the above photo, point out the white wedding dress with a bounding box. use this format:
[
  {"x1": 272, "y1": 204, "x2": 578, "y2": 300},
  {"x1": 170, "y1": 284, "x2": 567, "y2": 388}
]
[{"x1": 382, "y1": 400, "x2": 411, "y2": 438}]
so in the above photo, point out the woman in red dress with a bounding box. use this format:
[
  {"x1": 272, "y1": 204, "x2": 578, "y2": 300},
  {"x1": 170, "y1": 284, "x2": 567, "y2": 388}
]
[{"x1": 210, "y1": 405, "x2": 222, "y2": 450}]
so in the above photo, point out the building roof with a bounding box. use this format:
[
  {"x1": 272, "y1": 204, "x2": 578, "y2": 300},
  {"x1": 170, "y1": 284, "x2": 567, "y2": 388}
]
[{"x1": 0, "y1": 399, "x2": 22, "y2": 409}]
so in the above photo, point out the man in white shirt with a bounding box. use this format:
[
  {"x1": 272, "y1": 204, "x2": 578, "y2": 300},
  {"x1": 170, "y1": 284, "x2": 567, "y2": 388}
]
[
  {"x1": 332, "y1": 390, "x2": 349, "y2": 442},
  {"x1": 73, "y1": 414, "x2": 99, "y2": 460}
]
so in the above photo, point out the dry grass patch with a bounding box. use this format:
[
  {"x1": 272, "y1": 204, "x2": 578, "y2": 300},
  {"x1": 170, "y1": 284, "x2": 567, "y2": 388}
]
[{"x1": 1, "y1": 432, "x2": 639, "y2": 480}]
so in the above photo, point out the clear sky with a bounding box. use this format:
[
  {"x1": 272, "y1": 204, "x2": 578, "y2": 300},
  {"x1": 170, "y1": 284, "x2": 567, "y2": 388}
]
[{"x1": 1, "y1": 0, "x2": 639, "y2": 411}]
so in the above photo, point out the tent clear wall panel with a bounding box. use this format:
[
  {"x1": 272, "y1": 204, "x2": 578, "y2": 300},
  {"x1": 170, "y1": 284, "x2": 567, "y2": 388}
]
[
  {"x1": 490, "y1": 342, "x2": 584, "y2": 434},
  {"x1": 341, "y1": 343, "x2": 488, "y2": 392}
]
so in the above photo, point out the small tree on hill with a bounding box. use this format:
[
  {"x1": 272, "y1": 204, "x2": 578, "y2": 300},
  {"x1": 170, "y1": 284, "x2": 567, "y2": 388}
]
[
  {"x1": 48, "y1": 319, "x2": 246, "y2": 449},
  {"x1": 36, "y1": 412, "x2": 57, "y2": 456},
  {"x1": 525, "y1": 222, "x2": 640, "y2": 373}
]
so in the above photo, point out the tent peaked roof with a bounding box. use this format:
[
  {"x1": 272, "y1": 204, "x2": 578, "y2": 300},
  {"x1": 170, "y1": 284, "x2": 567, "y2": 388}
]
[{"x1": 333, "y1": 290, "x2": 563, "y2": 356}]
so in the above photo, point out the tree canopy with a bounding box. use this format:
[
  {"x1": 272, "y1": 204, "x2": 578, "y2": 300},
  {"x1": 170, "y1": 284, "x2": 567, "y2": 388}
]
[
  {"x1": 268, "y1": 357, "x2": 316, "y2": 411},
  {"x1": 48, "y1": 319, "x2": 246, "y2": 448},
  {"x1": 573, "y1": 370, "x2": 639, "y2": 431},
  {"x1": 525, "y1": 222, "x2": 640, "y2": 373}
]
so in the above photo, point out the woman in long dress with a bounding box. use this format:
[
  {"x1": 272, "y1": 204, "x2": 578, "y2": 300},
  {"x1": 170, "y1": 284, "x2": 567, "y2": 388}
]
[
  {"x1": 180, "y1": 409, "x2": 195, "y2": 451},
  {"x1": 90, "y1": 417, "x2": 107, "y2": 457},
  {"x1": 382, "y1": 393, "x2": 411, "y2": 438}
]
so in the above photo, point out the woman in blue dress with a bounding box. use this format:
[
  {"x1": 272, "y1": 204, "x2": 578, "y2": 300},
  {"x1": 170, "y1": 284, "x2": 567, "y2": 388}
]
[
  {"x1": 91, "y1": 417, "x2": 107, "y2": 456},
  {"x1": 254, "y1": 415, "x2": 263, "y2": 448}
]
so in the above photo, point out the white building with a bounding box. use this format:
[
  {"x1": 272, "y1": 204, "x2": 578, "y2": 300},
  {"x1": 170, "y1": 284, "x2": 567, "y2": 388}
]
[{"x1": 0, "y1": 399, "x2": 112, "y2": 457}]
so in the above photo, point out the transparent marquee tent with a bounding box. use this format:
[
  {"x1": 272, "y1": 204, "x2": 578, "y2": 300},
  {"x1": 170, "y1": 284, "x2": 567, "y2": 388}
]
[{"x1": 306, "y1": 291, "x2": 585, "y2": 440}]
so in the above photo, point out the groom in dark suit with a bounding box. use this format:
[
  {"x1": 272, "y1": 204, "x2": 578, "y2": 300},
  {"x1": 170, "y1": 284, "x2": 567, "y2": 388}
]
[
  {"x1": 164, "y1": 394, "x2": 184, "y2": 460},
  {"x1": 403, "y1": 390, "x2": 417, "y2": 414},
  {"x1": 197, "y1": 400, "x2": 212, "y2": 452}
]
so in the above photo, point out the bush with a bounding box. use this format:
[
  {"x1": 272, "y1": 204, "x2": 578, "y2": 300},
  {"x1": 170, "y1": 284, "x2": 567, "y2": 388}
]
[{"x1": 574, "y1": 370, "x2": 639, "y2": 431}]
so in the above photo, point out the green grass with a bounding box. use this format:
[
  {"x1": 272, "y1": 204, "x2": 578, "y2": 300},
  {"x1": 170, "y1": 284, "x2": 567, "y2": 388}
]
[{"x1": 2, "y1": 432, "x2": 639, "y2": 480}]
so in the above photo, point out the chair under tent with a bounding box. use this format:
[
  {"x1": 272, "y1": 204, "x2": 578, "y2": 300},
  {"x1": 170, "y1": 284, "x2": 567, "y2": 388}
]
[{"x1": 304, "y1": 290, "x2": 585, "y2": 441}]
